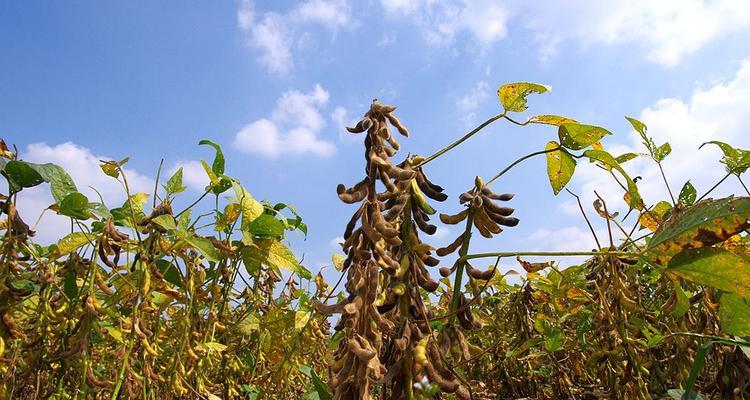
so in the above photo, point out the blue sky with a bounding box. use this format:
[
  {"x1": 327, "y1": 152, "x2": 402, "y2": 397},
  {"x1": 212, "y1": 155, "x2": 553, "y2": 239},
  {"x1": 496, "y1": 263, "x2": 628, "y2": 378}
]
[{"x1": 4, "y1": 0, "x2": 750, "y2": 278}]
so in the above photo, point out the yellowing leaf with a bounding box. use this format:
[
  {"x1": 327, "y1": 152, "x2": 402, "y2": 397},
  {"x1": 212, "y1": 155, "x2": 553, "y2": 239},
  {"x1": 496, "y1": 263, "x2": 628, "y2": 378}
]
[
  {"x1": 528, "y1": 115, "x2": 577, "y2": 126},
  {"x1": 232, "y1": 182, "x2": 263, "y2": 230},
  {"x1": 332, "y1": 253, "x2": 346, "y2": 271},
  {"x1": 668, "y1": 248, "x2": 750, "y2": 299},
  {"x1": 497, "y1": 82, "x2": 550, "y2": 112},
  {"x1": 545, "y1": 141, "x2": 576, "y2": 195},
  {"x1": 648, "y1": 197, "x2": 750, "y2": 264},
  {"x1": 559, "y1": 123, "x2": 612, "y2": 150},
  {"x1": 295, "y1": 310, "x2": 311, "y2": 330},
  {"x1": 55, "y1": 232, "x2": 94, "y2": 257},
  {"x1": 236, "y1": 314, "x2": 260, "y2": 335},
  {"x1": 201, "y1": 342, "x2": 228, "y2": 353}
]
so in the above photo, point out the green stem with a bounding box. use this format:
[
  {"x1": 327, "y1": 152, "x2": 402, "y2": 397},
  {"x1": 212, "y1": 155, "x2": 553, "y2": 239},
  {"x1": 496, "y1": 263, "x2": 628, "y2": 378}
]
[
  {"x1": 463, "y1": 250, "x2": 633, "y2": 261},
  {"x1": 486, "y1": 147, "x2": 559, "y2": 185},
  {"x1": 449, "y1": 210, "x2": 474, "y2": 324},
  {"x1": 418, "y1": 113, "x2": 505, "y2": 167}
]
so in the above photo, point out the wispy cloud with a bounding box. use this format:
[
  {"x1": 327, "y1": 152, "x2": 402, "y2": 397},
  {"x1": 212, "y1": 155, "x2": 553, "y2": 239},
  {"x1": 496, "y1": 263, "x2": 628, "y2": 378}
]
[{"x1": 238, "y1": 0, "x2": 352, "y2": 75}]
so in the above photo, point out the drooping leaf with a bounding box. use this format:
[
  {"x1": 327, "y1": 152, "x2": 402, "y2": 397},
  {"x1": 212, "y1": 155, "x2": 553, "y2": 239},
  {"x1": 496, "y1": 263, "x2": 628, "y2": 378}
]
[
  {"x1": 4, "y1": 160, "x2": 44, "y2": 189},
  {"x1": 719, "y1": 292, "x2": 750, "y2": 335},
  {"x1": 679, "y1": 181, "x2": 697, "y2": 206},
  {"x1": 99, "y1": 158, "x2": 128, "y2": 178},
  {"x1": 236, "y1": 314, "x2": 260, "y2": 335},
  {"x1": 299, "y1": 365, "x2": 333, "y2": 400},
  {"x1": 59, "y1": 192, "x2": 91, "y2": 220},
  {"x1": 497, "y1": 82, "x2": 550, "y2": 112},
  {"x1": 559, "y1": 123, "x2": 612, "y2": 150},
  {"x1": 63, "y1": 269, "x2": 78, "y2": 299},
  {"x1": 668, "y1": 248, "x2": 750, "y2": 299},
  {"x1": 199, "y1": 139, "x2": 225, "y2": 175},
  {"x1": 164, "y1": 167, "x2": 186, "y2": 195},
  {"x1": 27, "y1": 162, "x2": 78, "y2": 203},
  {"x1": 186, "y1": 235, "x2": 219, "y2": 263},
  {"x1": 648, "y1": 197, "x2": 750, "y2": 264},
  {"x1": 527, "y1": 115, "x2": 577, "y2": 126},
  {"x1": 583, "y1": 150, "x2": 641, "y2": 210},
  {"x1": 544, "y1": 141, "x2": 576, "y2": 195}
]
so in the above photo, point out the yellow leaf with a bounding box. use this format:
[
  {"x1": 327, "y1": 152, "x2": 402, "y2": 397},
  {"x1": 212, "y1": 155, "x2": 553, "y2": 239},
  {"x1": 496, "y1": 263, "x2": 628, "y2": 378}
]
[{"x1": 295, "y1": 310, "x2": 311, "y2": 330}]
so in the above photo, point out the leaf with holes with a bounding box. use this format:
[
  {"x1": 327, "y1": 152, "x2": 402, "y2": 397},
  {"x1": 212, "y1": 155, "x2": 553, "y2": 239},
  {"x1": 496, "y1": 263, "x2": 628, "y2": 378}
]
[{"x1": 497, "y1": 82, "x2": 550, "y2": 112}]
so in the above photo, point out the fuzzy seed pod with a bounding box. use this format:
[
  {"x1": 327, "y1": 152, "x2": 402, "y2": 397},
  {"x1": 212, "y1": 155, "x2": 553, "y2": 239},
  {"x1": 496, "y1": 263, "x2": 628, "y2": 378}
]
[{"x1": 439, "y1": 210, "x2": 468, "y2": 225}]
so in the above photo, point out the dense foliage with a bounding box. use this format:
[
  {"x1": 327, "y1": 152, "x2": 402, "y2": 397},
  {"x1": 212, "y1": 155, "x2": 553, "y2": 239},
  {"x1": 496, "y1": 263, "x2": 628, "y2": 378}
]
[{"x1": 2, "y1": 82, "x2": 750, "y2": 400}]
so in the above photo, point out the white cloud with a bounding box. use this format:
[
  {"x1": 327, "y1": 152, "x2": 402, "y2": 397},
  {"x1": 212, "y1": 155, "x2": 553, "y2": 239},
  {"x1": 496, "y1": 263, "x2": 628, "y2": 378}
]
[
  {"x1": 238, "y1": 0, "x2": 352, "y2": 75},
  {"x1": 233, "y1": 84, "x2": 336, "y2": 158},
  {"x1": 10, "y1": 142, "x2": 154, "y2": 244},
  {"x1": 168, "y1": 160, "x2": 209, "y2": 192},
  {"x1": 456, "y1": 81, "x2": 489, "y2": 125},
  {"x1": 381, "y1": 0, "x2": 509, "y2": 47},
  {"x1": 380, "y1": 0, "x2": 750, "y2": 66},
  {"x1": 562, "y1": 58, "x2": 750, "y2": 220}
]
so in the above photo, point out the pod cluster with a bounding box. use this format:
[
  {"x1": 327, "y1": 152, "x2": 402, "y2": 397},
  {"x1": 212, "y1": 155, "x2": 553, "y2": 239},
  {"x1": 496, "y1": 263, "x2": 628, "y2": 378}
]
[{"x1": 321, "y1": 100, "x2": 477, "y2": 399}]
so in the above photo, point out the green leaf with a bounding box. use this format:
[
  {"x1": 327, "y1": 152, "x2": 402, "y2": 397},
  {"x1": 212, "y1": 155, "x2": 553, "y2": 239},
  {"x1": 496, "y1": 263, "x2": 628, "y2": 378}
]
[
  {"x1": 4, "y1": 160, "x2": 44, "y2": 189},
  {"x1": 63, "y1": 269, "x2": 78, "y2": 300},
  {"x1": 668, "y1": 248, "x2": 750, "y2": 299},
  {"x1": 243, "y1": 239, "x2": 310, "y2": 279},
  {"x1": 151, "y1": 214, "x2": 177, "y2": 231},
  {"x1": 647, "y1": 197, "x2": 750, "y2": 264},
  {"x1": 59, "y1": 192, "x2": 91, "y2": 220},
  {"x1": 27, "y1": 162, "x2": 78, "y2": 203},
  {"x1": 615, "y1": 153, "x2": 639, "y2": 164},
  {"x1": 497, "y1": 82, "x2": 550, "y2": 112},
  {"x1": 299, "y1": 365, "x2": 333, "y2": 400},
  {"x1": 625, "y1": 116, "x2": 647, "y2": 136},
  {"x1": 232, "y1": 182, "x2": 264, "y2": 230},
  {"x1": 720, "y1": 293, "x2": 750, "y2": 335},
  {"x1": 164, "y1": 167, "x2": 186, "y2": 195},
  {"x1": 544, "y1": 141, "x2": 576, "y2": 195},
  {"x1": 55, "y1": 232, "x2": 95, "y2": 257},
  {"x1": 156, "y1": 259, "x2": 183, "y2": 288},
  {"x1": 199, "y1": 140, "x2": 225, "y2": 175},
  {"x1": 247, "y1": 213, "x2": 285, "y2": 237},
  {"x1": 679, "y1": 181, "x2": 697, "y2": 206},
  {"x1": 527, "y1": 115, "x2": 577, "y2": 126},
  {"x1": 583, "y1": 150, "x2": 641, "y2": 210},
  {"x1": 559, "y1": 123, "x2": 612, "y2": 150},
  {"x1": 88, "y1": 202, "x2": 112, "y2": 220},
  {"x1": 186, "y1": 235, "x2": 219, "y2": 263},
  {"x1": 700, "y1": 141, "x2": 750, "y2": 175}
]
